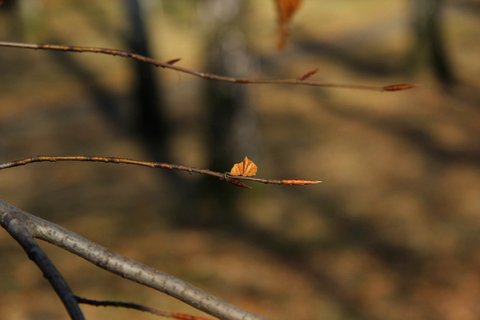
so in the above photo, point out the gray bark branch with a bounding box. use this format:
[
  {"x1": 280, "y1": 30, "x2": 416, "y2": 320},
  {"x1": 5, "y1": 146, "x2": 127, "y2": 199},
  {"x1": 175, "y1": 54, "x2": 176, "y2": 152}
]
[
  {"x1": 0, "y1": 202, "x2": 85, "y2": 319},
  {"x1": 0, "y1": 200, "x2": 266, "y2": 320}
]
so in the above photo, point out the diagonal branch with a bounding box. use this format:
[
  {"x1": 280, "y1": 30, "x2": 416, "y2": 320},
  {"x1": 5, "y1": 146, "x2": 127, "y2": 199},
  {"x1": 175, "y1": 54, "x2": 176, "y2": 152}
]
[
  {"x1": 0, "y1": 204, "x2": 85, "y2": 320},
  {"x1": 0, "y1": 200, "x2": 266, "y2": 320},
  {"x1": 0, "y1": 155, "x2": 322, "y2": 187},
  {"x1": 0, "y1": 41, "x2": 415, "y2": 92}
]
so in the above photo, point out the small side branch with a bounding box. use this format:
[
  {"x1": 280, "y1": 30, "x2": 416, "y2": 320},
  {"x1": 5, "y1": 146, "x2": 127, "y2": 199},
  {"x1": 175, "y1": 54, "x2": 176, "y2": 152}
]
[
  {"x1": 0, "y1": 155, "x2": 322, "y2": 187},
  {"x1": 0, "y1": 41, "x2": 415, "y2": 92},
  {"x1": 76, "y1": 296, "x2": 213, "y2": 320},
  {"x1": 0, "y1": 200, "x2": 266, "y2": 320},
  {"x1": 0, "y1": 205, "x2": 85, "y2": 320}
]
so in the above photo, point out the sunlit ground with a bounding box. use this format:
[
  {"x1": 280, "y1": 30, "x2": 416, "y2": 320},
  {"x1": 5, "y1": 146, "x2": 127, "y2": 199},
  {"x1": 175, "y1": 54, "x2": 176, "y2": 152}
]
[{"x1": 1, "y1": 1, "x2": 479, "y2": 320}]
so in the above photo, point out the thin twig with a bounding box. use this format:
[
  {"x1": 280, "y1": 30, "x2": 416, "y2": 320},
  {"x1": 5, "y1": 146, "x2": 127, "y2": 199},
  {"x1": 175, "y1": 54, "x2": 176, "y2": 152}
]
[
  {"x1": 75, "y1": 296, "x2": 213, "y2": 320},
  {"x1": 0, "y1": 41, "x2": 415, "y2": 92},
  {"x1": 0, "y1": 200, "x2": 267, "y2": 320},
  {"x1": 0, "y1": 205, "x2": 85, "y2": 320},
  {"x1": 0, "y1": 155, "x2": 322, "y2": 187}
]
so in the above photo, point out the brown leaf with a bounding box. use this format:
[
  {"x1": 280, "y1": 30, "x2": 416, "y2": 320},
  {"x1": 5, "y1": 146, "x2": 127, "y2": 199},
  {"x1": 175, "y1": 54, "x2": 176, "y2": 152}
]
[
  {"x1": 230, "y1": 156, "x2": 257, "y2": 177},
  {"x1": 274, "y1": 0, "x2": 302, "y2": 49}
]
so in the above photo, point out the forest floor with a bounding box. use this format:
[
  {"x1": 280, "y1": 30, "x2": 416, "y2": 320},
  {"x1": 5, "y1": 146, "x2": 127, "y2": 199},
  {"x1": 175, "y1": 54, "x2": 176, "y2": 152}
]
[{"x1": 1, "y1": 1, "x2": 479, "y2": 320}]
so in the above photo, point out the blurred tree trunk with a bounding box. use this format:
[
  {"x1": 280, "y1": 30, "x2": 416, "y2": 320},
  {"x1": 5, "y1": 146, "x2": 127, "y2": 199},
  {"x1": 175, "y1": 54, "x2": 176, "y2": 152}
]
[
  {"x1": 0, "y1": 0, "x2": 23, "y2": 39},
  {"x1": 123, "y1": 0, "x2": 169, "y2": 159},
  {"x1": 177, "y1": 0, "x2": 258, "y2": 226},
  {"x1": 408, "y1": 0, "x2": 455, "y2": 85}
]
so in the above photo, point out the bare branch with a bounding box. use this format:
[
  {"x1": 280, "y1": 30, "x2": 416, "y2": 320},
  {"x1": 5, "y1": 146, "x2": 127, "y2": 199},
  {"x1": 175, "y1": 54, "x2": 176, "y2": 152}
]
[
  {"x1": 0, "y1": 204, "x2": 85, "y2": 320},
  {"x1": 0, "y1": 155, "x2": 322, "y2": 187},
  {"x1": 0, "y1": 41, "x2": 415, "y2": 92},
  {"x1": 75, "y1": 296, "x2": 213, "y2": 320},
  {"x1": 382, "y1": 83, "x2": 417, "y2": 91},
  {"x1": 0, "y1": 200, "x2": 267, "y2": 320}
]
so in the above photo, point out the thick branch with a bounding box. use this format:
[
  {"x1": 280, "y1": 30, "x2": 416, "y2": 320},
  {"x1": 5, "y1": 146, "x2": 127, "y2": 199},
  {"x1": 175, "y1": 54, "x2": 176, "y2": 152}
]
[
  {"x1": 0, "y1": 200, "x2": 266, "y2": 320},
  {"x1": 0, "y1": 155, "x2": 322, "y2": 187},
  {"x1": 0, "y1": 40, "x2": 415, "y2": 92},
  {"x1": 0, "y1": 204, "x2": 84, "y2": 320}
]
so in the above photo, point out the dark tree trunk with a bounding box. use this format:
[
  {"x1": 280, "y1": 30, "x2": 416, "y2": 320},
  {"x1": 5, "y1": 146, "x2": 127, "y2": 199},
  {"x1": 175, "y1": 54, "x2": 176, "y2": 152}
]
[
  {"x1": 123, "y1": 0, "x2": 169, "y2": 159},
  {"x1": 176, "y1": 0, "x2": 258, "y2": 226},
  {"x1": 0, "y1": 0, "x2": 23, "y2": 39},
  {"x1": 409, "y1": 0, "x2": 455, "y2": 85}
]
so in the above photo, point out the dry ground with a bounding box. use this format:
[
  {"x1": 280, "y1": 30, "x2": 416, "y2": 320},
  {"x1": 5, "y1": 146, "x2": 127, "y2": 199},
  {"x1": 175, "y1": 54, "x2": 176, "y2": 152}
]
[{"x1": 1, "y1": 1, "x2": 479, "y2": 320}]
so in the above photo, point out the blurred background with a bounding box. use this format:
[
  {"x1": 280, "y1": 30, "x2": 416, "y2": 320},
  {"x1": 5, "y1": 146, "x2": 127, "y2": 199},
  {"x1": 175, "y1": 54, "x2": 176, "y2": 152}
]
[{"x1": 0, "y1": 1, "x2": 479, "y2": 319}]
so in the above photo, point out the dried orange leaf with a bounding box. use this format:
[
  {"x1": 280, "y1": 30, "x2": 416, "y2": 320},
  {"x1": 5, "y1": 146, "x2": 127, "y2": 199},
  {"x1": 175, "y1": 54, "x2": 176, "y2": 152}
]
[
  {"x1": 274, "y1": 0, "x2": 303, "y2": 49},
  {"x1": 230, "y1": 156, "x2": 257, "y2": 177}
]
